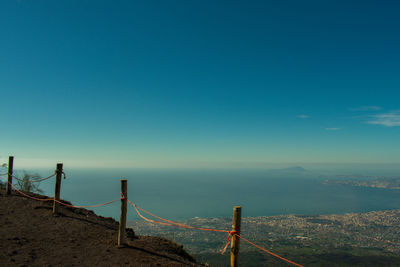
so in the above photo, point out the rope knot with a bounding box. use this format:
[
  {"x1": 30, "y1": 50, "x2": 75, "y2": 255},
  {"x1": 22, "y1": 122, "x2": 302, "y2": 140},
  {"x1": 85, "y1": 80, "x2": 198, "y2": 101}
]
[{"x1": 221, "y1": 230, "x2": 237, "y2": 255}]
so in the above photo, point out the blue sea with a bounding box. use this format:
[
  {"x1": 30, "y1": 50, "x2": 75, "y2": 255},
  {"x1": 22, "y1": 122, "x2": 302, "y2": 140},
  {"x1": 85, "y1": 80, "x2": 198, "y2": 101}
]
[{"x1": 12, "y1": 167, "x2": 400, "y2": 221}]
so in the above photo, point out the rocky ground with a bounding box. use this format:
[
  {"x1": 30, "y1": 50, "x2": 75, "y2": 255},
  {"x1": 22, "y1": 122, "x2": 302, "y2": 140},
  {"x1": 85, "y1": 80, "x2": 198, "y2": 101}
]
[{"x1": 0, "y1": 188, "x2": 202, "y2": 267}]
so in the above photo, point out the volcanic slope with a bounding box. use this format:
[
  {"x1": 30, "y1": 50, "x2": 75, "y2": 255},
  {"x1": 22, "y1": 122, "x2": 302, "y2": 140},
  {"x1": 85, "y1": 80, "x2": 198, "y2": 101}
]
[{"x1": 0, "y1": 188, "x2": 202, "y2": 267}]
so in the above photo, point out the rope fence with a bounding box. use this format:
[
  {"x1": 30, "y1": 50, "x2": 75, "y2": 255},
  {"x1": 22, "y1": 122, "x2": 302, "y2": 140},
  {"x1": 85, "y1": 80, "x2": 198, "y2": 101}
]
[
  {"x1": 6, "y1": 181, "x2": 54, "y2": 202},
  {"x1": 53, "y1": 197, "x2": 121, "y2": 209},
  {"x1": 6, "y1": 180, "x2": 121, "y2": 209},
  {"x1": 127, "y1": 199, "x2": 236, "y2": 255},
  {"x1": 1, "y1": 156, "x2": 304, "y2": 267},
  {"x1": 11, "y1": 172, "x2": 56, "y2": 183},
  {"x1": 128, "y1": 200, "x2": 304, "y2": 267},
  {"x1": 0, "y1": 170, "x2": 57, "y2": 183}
]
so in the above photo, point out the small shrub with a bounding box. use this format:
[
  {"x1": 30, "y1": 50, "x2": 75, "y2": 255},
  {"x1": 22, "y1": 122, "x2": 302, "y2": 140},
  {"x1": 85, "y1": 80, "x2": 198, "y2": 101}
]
[
  {"x1": 0, "y1": 163, "x2": 7, "y2": 189},
  {"x1": 15, "y1": 171, "x2": 44, "y2": 194}
]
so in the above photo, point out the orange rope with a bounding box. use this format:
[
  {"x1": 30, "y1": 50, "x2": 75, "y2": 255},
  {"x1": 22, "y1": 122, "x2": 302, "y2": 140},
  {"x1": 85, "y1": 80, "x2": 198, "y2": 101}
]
[
  {"x1": 129, "y1": 200, "x2": 236, "y2": 254},
  {"x1": 128, "y1": 200, "x2": 229, "y2": 233},
  {"x1": 129, "y1": 200, "x2": 304, "y2": 267},
  {"x1": 6, "y1": 179, "x2": 304, "y2": 267},
  {"x1": 133, "y1": 205, "x2": 177, "y2": 226},
  {"x1": 221, "y1": 230, "x2": 236, "y2": 254},
  {"x1": 7, "y1": 181, "x2": 53, "y2": 202},
  {"x1": 7, "y1": 181, "x2": 121, "y2": 208},
  {"x1": 53, "y1": 198, "x2": 121, "y2": 208},
  {"x1": 235, "y1": 234, "x2": 304, "y2": 267}
]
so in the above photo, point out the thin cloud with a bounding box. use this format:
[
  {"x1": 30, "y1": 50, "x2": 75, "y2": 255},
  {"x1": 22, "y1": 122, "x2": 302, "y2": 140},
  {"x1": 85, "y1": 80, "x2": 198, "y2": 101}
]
[
  {"x1": 297, "y1": 114, "x2": 309, "y2": 119},
  {"x1": 325, "y1": 128, "x2": 341, "y2": 131},
  {"x1": 367, "y1": 111, "x2": 400, "y2": 127},
  {"x1": 350, "y1": 106, "x2": 382, "y2": 111}
]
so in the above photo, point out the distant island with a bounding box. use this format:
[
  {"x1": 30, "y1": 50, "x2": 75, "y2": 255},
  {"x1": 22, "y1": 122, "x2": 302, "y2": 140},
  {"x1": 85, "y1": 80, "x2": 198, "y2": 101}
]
[
  {"x1": 281, "y1": 166, "x2": 307, "y2": 172},
  {"x1": 323, "y1": 175, "x2": 400, "y2": 190},
  {"x1": 269, "y1": 166, "x2": 307, "y2": 172}
]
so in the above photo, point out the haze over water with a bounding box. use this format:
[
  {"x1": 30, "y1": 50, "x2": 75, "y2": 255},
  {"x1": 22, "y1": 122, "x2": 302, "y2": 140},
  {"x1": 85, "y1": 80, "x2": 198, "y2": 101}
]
[{"x1": 26, "y1": 166, "x2": 400, "y2": 221}]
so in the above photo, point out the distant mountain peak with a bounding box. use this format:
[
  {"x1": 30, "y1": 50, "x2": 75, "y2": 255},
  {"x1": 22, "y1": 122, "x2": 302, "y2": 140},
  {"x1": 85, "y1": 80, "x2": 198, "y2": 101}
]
[{"x1": 282, "y1": 166, "x2": 307, "y2": 172}]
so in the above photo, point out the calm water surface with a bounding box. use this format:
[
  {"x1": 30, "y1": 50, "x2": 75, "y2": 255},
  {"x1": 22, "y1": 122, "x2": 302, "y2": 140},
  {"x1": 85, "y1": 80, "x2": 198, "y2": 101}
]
[{"x1": 16, "y1": 168, "x2": 400, "y2": 221}]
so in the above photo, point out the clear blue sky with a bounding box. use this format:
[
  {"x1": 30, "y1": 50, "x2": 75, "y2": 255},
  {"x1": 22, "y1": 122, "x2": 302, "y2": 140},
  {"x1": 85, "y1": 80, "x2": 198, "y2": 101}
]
[{"x1": 1, "y1": 0, "x2": 399, "y2": 168}]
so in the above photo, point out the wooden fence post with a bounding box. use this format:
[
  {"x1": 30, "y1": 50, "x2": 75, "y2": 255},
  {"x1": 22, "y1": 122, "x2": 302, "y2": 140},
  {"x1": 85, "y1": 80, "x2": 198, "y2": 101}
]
[
  {"x1": 6, "y1": 156, "x2": 14, "y2": 195},
  {"x1": 118, "y1": 179, "x2": 128, "y2": 247},
  {"x1": 52, "y1": 163, "x2": 63, "y2": 215},
  {"x1": 231, "y1": 206, "x2": 242, "y2": 267}
]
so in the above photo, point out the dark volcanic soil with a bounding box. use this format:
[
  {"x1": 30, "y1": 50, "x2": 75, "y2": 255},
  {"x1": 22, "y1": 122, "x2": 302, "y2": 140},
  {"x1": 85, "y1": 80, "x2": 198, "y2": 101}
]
[{"x1": 0, "y1": 188, "x2": 202, "y2": 267}]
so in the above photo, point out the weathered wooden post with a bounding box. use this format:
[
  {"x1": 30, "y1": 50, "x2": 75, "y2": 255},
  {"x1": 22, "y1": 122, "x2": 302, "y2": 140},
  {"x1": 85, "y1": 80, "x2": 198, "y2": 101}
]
[
  {"x1": 6, "y1": 156, "x2": 14, "y2": 195},
  {"x1": 118, "y1": 179, "x2": 128, "y2": 247},
  {"x1": 231, "y1": 206, "x2": 242, "y2": 267},
  {"x1": 52, "y1": 163, "x2": 63, "y2": 215}
]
